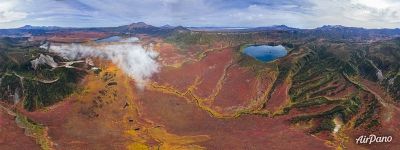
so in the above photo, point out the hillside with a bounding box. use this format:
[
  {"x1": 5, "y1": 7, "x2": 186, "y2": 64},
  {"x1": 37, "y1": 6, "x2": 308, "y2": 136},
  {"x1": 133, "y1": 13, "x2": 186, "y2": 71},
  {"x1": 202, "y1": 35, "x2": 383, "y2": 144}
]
[{"x1": 0, "y1": 23, "x2": 399, "y2": 150}]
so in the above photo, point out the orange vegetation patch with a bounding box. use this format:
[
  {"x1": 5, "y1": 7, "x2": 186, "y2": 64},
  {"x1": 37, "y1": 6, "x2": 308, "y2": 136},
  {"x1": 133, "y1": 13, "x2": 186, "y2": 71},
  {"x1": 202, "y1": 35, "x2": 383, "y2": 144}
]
[
  {"x1": 15, "y1": 58, "x2": 210, "y2": 150},
  {"x1": 153, "y1": 42, "x2": 186, "y2": 67},
  {"x1": 266, "y1": 81, "x2": 290, "y2": 113},
  {"x1": 152, "y1": 47, "x2": 233, "y2": 93},
  {"x1": 345, "y1": 78, "x2": 400, "y2": 150},
  {"x1": 359, "y1": 78, "x2": 395, "y2": 103},
  {"x1": 193, "y1": 48, "x2": 234, "y2": 99},
  {"x1": 18, "y1": 61, "x2": 136, "y2": 149},
  {"x1": 325, "y1": 79, "x2": 357, "y2": 99},
  {"x1": 138, "y1": 89, "x2": 331, "y2": 150},
  {"x1": 31, "y1": 32, "x2": 108, "y2": 43},
  {"x1": 213, "y1": 65, "x2": 258, "y2": 108},
  {"x1": 346, "y1": 108, "x2": 400, "y2": 150},
  {"x1": 327, "y1": 84, "x2": 357, "y2": 99},
  {"x1": 149, "y1": 44, "x2": 275, "y2": 115},
  {"x1": 18, "y1": 99, "x2": 74, "y2": 126},
  {"x1": 0, "y1": 109, "x2": 40, "y2": 150},
  {"x1": 289, "y1": 104, "x2": 339, "y2": 117}
]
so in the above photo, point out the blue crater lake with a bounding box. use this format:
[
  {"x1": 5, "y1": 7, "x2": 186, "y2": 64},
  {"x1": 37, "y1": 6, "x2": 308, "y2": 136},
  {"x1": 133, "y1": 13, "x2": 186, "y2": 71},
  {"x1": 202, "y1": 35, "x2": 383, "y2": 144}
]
[
  {"x1": 243, "y1": 45, "x2": 288, "y2": 62},
  {"x1": 96, "y1": 36, "x2": 122, "y2": 43}
]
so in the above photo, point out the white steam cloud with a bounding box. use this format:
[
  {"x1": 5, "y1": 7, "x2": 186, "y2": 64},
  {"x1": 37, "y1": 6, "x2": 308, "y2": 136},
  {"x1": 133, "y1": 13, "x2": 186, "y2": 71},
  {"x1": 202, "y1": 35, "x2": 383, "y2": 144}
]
[{"x1": 48, "y1": 39, "x2": 159, "y2": 89}]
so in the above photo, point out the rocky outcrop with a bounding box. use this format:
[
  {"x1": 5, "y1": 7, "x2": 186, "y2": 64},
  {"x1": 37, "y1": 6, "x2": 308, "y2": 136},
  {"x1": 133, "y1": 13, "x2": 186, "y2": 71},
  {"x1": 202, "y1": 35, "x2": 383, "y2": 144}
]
[{"x1": 31, "y1": 54, "x2": 58, "y2": 70}]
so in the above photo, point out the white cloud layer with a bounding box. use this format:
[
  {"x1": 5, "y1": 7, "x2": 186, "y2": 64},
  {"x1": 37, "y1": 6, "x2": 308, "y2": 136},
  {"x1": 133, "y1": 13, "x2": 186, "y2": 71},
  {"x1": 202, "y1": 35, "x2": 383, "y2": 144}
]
[
  {"x1": 49, "y1": 40, "x2": 159, "y2": 89},
  {"x1": 1, "y1": 0, "x2": 400, "y2": 28},
  {"x1": 0, "y1": 1, "x2": 28, "y2": 23}
]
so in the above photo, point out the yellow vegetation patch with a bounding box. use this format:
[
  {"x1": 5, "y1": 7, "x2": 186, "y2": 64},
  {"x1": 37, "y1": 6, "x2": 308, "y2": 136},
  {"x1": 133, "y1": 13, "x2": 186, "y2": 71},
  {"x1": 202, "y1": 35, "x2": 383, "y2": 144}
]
[
  {"x1": 15, "y1": 113, "x2": 53, "y2": 150},
  {"x1": 126, "y1": 127, "x2": 209, "y2": 150},
  {"x1": 148, "y1": 66, "x2": 277, "y2": 118}
]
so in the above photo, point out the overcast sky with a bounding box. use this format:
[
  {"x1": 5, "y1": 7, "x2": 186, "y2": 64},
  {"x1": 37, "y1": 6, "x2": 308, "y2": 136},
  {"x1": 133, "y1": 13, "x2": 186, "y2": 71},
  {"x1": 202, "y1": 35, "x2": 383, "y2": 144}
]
[{"x1": 1, "y1": 0, "x2": 400, "y2": 29}]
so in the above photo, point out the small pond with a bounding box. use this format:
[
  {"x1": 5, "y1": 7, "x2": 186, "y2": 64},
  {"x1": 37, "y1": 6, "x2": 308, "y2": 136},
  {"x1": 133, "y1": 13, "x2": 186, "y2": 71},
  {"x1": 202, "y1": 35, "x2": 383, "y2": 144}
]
[
  {"x1": 96, "y1": 36, "x2": 139, "y2": 43},
  {"x1": 96, "y1": 36, "x2": 122, "y2": 43}
]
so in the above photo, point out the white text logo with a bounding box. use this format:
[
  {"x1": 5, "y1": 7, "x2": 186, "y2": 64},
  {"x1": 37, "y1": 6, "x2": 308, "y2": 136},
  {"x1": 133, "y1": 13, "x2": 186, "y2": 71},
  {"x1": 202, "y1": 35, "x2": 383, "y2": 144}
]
[{"x1": 356, "y1": 134, "x2": 392, "y2": 144}]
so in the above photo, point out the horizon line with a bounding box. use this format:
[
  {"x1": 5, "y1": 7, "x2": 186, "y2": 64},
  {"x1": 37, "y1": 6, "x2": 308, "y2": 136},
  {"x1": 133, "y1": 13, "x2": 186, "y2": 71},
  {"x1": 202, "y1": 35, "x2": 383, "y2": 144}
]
[{"x1": 1, "y1": 22, "x2": 400, "y2": 30}]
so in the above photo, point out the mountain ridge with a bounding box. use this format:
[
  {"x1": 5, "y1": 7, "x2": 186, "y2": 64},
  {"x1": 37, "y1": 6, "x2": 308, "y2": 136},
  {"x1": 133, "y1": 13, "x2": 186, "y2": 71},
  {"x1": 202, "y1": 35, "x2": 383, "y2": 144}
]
[{"x1": 7, "y1": 22, "x2": 400, "y2": 30}]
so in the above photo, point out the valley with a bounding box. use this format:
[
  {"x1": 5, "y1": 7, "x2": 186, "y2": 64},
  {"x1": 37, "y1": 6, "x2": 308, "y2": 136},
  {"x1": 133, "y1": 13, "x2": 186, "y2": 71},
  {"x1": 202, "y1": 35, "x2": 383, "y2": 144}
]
[{"x1": 0, "y1": 23, "x2": 399, "y2": 150}]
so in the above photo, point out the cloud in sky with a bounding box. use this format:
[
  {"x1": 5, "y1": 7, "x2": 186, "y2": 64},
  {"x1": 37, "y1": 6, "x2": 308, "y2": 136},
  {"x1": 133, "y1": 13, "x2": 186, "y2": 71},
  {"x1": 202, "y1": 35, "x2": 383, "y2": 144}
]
[
  {"x1": 1, "y1": 0, "x2": 400, "y2": 28},
  {"x1": 0, "y1": 1, "x2": 28, "y2": 23}
]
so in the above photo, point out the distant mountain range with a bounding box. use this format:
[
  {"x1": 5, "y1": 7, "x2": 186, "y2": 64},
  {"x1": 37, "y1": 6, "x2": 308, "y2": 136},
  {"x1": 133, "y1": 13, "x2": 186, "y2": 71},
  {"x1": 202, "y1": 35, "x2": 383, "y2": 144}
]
[
  {"x1": 18, "y1": 25, "x2": 63, "y2": 30},
  {"x1": 4, "y1": 22, "x2": 398, "y2": 31},
  {"x1": 1, "y1": 22, "x2": 400, "y2": 40}
]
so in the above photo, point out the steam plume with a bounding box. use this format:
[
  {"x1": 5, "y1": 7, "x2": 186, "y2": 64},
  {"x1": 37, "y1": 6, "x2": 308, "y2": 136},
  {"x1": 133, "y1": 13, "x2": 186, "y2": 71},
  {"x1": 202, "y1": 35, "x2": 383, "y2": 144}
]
[{"x1": 48, "y1": 39, "x2": 159, "y2": 89}]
